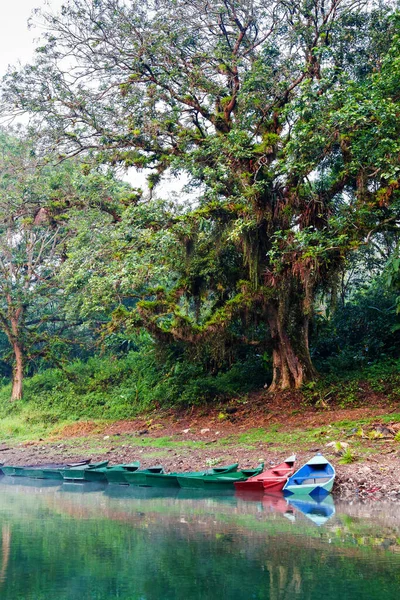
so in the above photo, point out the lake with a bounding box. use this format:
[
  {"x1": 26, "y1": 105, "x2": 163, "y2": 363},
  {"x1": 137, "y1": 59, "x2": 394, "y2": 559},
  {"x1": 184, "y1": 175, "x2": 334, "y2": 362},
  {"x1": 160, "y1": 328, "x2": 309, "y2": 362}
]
[{"x1": 0, "y1": 477, "x2": 399, "y2": 599}]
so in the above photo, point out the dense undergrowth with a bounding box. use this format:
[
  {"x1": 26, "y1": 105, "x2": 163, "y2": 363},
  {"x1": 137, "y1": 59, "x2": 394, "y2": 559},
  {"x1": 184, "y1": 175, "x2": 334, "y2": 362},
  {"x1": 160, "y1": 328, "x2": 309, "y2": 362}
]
[
  {"x1": 0, "y1": 346, "x2": 399, "y2": 442},
  {"x1": 0, "y1": 349, "x2": 269, "y2": 440}
]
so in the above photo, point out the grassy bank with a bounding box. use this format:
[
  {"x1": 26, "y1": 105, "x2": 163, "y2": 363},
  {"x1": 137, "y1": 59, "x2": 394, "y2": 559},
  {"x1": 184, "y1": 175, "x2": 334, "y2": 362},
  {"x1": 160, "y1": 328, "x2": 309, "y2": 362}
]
[
  {"x1": 0, "y1": 352, "x2": 399, "y2": 444},
  {"x1": 0, "y1": 350, "x2": 268, "y2": 441}
]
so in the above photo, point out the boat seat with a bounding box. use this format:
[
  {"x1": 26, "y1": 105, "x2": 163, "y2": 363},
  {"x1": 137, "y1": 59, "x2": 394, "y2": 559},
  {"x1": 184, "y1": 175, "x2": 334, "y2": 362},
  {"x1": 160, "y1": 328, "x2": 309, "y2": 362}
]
[
  {"x1": 294, "y1": 476, "x2": 331, "y2": 485},
  {"x1": 271, "y1": 469, "x2": 290, "y2": 476}
]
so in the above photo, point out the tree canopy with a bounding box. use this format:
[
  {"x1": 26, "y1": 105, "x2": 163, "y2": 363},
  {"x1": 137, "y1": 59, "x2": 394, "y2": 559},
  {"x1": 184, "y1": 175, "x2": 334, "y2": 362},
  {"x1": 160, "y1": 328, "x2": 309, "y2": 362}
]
[
  {"x1": 1, "y1": 0, "x2": 400, "y2": 396},
  {"x1": 0, "y1": 129, "x2": 133, "y2": 399}
]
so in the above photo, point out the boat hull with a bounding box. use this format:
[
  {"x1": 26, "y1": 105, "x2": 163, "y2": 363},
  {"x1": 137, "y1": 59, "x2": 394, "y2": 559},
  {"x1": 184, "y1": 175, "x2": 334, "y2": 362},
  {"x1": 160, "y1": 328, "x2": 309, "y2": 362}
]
[
  {"x1": 60, "y1": 461, "x2": 109, "y2": 482},
  {"x1": 105, "y1": 470, "x2": 129, "y2": 484},
  {"x1": 142, "y1": 473, "x2": 180, "y2": 488},
  {"x1": 82, "y1": 469, "x2": 108, "y2": 482},
  {"x1": 124, "y1": 464, "x2": 241, "y2": 488},
  {"x1": 39, "y1": 469, "x2": 64, "y2": 480},
  {"x1": 123, "y1": 472, "x2": 151, "y2": 486},
  {"x1": 178, "y1": 473, "x2": 247, "y2": 490},
  {"x1": 1, "y1": 460, "x2": 92, "y2": 481},
  {"x1": 179, "y1": 465, "x2": 263, "y2": 490},
  {"x1": 12, "y1": 467, "x2": 29, "y2": 477},
  {"x1": 234, "y1": 458, "x2": 295, "y2": 493},
  {"x1": 123, "y1": 467, "x2": 165, "y2": 486},
  {"x1": 263, "y1": 477, "x2": 290, "y2": 493},
  {"x1": 104, "y1": 467, "x2": 140, "y2": 485},
  {"x1": 283, "y1": 478, "x2": 334, "y2": 499},
  {"x1": 15, "y1": 468, "x2": 48, "y2": 480},
  {"x1": 1, "y1": 467, "x2": 16, "y2": 476}
]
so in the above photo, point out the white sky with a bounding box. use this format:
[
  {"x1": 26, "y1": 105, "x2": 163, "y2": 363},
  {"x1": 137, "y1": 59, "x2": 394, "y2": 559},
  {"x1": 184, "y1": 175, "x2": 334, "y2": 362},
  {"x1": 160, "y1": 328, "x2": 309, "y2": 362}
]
[
  {"x1": 0, "y1": 0, "x2": 64, "y2": 78},
  {"x1": 0, "y1": 0, "x2": 189, "y2": 200}
]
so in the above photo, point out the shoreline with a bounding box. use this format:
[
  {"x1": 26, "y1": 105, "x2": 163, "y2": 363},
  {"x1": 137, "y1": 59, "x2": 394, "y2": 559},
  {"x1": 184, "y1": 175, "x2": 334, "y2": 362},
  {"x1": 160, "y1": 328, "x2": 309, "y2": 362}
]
[{"x1": 0, "y1": 421, "x2": 399, "y2": 501}]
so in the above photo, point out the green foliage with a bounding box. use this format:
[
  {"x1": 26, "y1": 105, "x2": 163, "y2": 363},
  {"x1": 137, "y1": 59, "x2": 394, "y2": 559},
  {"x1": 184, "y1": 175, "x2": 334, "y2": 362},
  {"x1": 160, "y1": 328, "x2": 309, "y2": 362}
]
[
  {"x1": 0, "y1": 129, "x2": 134, "y2": 398},
  {"x1": 3, "y1": 0, "x2": 400, "y2": 391},
  {"x1": 0, "y1": 341, "x2": 269, "y2": 435},
  {"x1": 339, "y1": 448, "x2": 357, "y2": 465},
  {"x1": 312, "y1": 278, "x2": 400, "y2": 373},
  {"x1": 0, "y1": 2, "x2": 400, "y2": 400}
]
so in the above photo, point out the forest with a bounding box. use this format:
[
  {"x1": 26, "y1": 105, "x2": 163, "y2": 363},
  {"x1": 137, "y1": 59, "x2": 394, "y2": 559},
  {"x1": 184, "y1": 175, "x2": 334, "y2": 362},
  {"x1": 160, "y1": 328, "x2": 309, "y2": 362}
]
[{"x1": 0, "y1": 0, "x2": 400, "y2": 430}]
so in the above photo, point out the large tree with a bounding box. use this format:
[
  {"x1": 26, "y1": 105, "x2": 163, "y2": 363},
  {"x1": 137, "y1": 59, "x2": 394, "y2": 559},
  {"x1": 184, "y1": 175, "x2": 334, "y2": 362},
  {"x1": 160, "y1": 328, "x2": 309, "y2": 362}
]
[{"x1": 2, "y1": 0, "x2": 399, "y2": 390}]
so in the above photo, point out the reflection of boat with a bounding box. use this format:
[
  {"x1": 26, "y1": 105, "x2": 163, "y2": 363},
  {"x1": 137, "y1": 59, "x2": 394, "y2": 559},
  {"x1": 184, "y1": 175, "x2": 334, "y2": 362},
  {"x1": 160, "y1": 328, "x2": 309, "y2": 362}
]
[
  {"x1": 60, "y1": 481, "x2": 108, "y2": 493},
  {"x1": 177, "y1": 464, "x2": 264, "y2": 490},
  {"x1": 104, "y1": 484, "x2": 180, "y2": 500},
  {"x1": 283, "y1": 509, "x2": 296, "y2": 523},
  {"x1": 0, "y1": 476, "x2": 61, "y2": 489},
  {"x1": 287, "y1": 495, "x2": 336, "y2": 526},
  {"x1": 235, "y1": 490, "x2": 297, "y2": 520},
  {"x1": 177, "y1": 488, "x2": 236, "y2": 501},
  {"x1": 283, "y1": 454, "x2": 335, "y2": 499},
  {"x1": 234, "y1": 456, "x2": 296, "y2": 493},
  {"x1": 263, "y1": 493, "x2": 294, "y2": 514},
  {"x1": 235, "y1": 489, "x2": 265, "y2": 503}
]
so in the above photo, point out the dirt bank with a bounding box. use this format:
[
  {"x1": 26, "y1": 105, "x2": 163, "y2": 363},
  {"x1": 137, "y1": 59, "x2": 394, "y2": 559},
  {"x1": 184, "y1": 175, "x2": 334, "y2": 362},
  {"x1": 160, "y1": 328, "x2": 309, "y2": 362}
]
[{"x1": 0, "y1": 398, "x2": 399, "y2": 500}]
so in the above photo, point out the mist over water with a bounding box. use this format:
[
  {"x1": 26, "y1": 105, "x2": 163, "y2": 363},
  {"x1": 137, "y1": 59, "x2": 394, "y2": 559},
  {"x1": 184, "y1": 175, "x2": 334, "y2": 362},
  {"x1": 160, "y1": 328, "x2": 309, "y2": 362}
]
[{"x1": 0, "y1": 478, "x2": 399, "y2": 600}]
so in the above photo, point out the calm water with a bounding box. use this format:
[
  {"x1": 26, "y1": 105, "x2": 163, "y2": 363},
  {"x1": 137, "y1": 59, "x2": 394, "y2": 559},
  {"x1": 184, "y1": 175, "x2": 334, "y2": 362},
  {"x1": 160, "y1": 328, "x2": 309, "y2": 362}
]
[{"x1": 0, "y1": 477, "x2": 399, "y2": 599}]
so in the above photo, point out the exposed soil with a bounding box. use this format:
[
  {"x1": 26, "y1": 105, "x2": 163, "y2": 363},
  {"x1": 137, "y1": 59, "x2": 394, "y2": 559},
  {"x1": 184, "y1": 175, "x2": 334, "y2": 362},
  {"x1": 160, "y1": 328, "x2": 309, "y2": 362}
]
[{"x1": 0, "y1": 391, "x2": 399, "y2": 500}]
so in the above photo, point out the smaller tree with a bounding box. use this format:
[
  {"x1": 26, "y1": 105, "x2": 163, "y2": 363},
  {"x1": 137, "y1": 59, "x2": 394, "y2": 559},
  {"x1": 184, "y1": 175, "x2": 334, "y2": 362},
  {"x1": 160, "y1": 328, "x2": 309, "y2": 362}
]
[{"x1": 0, "y1": 130, "x2": 131, "y2": 400}]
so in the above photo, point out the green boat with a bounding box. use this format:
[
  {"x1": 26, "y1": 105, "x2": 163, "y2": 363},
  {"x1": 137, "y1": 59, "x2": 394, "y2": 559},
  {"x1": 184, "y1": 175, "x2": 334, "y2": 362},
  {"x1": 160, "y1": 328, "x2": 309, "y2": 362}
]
[
  {"x1": 60, "y1": 461, "x2": 110, "y2": 482},
  {"x1": 84, "y1": 462, "x2": 141, "y2": 483},
  {"x1": 123, "y1": 466, "x2": 165, "y2": 486},
  {"x1": 33, "y1": 468, "x2": 65, "y2": 480},
  {"x1": 142, "y1": 471, "x2": 190, "y2": 488},
  {"x1": 125, "y1": 463, "x2": 240, "y2": 488},
  {"x1": 1, "y1": 460, "x2": 91, "y2": 480},
  {"x1": 2, "y1": 466, "x2": 17, "y2": 476},
  {"x1": 177, "y1": 465, "x2": 264, "y2": 490},
  {"x1": 16, "y1": 467, "x2": 61, "y2": 480},
  {"x1": 4, "y1": 465, "x2": 40, "y2": 477}
]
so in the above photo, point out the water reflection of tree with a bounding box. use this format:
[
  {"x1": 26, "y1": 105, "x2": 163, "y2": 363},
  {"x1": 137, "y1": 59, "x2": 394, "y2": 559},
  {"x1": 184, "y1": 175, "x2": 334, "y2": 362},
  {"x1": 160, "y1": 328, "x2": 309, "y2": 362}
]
[
  {"x1": 0, "y1": 525, "x2": 11, "y2": 588},
  {"x1": 0, "y1": 487, "x2": 399, "y2": 600},
  {"x1": 266, "y1": 561, "x2": 302, "y2": 600}
]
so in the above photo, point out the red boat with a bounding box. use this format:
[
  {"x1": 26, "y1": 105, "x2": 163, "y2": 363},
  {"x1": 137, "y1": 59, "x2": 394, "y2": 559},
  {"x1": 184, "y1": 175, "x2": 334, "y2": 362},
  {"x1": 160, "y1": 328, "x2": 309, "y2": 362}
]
[{"x1": 234, "y1": 455, "x2": 296, "y2": 493}]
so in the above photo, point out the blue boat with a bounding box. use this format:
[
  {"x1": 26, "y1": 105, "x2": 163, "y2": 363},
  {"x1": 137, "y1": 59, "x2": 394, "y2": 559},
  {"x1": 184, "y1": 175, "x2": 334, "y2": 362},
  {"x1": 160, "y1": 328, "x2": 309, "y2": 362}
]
[{"x1": 283, "y1": 454, "x2": 335, "y2": 499}]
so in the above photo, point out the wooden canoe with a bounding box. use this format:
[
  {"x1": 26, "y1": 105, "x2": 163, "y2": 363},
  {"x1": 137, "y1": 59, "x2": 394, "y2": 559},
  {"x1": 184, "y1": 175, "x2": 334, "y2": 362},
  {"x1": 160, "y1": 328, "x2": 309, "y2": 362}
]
[
  {"x1": 83, "y1": 462, "x2": 141, "y2": 483},
  {"x1": 283, "y1": 454, "x2": 335, "y2": 499},
  {"x1": 1, "y1": 460, "x2": 91, "y2": 480},
  {"x1": 60, "y1": 461, "x2": 110, "y2": 482},
  {"x1": 234, "y1": 456, "x2": 296, "y2": 493},
  {"x1": 122, "y1": 466, "x2": 165, "y2": 486},
  {"x1": 127, "y1": 463, "x2": 240, "y2": 488},
  {"x1": 178, "y1": 464, "x2": 264, "y2": 490}
]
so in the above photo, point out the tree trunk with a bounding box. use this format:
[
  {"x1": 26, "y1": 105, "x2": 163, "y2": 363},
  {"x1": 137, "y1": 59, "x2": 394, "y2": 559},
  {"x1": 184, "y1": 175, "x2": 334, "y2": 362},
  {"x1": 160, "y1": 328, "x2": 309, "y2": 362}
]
[
  {"x1": 267, "y1": 302, "x2": 318, "y2": 392},
  {"x1": 11, "y1": 341, "x2": 24, "y2": 401}
]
